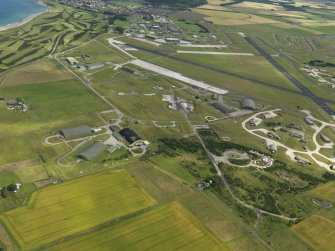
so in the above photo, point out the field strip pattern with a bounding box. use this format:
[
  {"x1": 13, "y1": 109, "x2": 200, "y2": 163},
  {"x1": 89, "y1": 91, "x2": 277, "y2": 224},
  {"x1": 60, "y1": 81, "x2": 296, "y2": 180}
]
[
  {"x1": 176, "y1": 51, "x2": 254, "y2": 56},
  {"x1": 48, "y1": 202, "x2": 228, "y2": 251},
  {"x1": 0, "y1": 170, "x2": 156, "y2": 249},
  {"x1": 292, "y1": 215, "x2": 335, "y2": 251}
]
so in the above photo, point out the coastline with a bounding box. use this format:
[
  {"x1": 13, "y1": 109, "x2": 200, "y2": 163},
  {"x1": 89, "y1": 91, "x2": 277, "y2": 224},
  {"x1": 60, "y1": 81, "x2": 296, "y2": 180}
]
[{"x1": 0, "y1": 0, "x2": 50, "y2": 32}]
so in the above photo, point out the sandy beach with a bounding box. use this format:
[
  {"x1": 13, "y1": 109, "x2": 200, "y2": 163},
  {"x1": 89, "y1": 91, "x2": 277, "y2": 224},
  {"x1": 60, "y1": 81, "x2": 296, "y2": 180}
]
[{"x1": 0, "y1": 0, "x2": 50, "y2": 32}]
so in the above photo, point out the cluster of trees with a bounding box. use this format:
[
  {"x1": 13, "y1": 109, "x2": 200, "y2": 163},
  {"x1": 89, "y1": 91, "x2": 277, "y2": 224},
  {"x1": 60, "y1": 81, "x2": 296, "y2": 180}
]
[
  {"x1": 0, "y1": 184, "x2": 18, "y2": 198},
  {"x1": 157, "y1": 137, "x2": 203, "y2": 157}
]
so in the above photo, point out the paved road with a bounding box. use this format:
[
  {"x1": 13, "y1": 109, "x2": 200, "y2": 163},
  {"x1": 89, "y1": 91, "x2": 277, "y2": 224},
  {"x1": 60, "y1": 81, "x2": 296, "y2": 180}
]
[{"x1": 244, "y1": 37, "x2": 335, "y2": 116}]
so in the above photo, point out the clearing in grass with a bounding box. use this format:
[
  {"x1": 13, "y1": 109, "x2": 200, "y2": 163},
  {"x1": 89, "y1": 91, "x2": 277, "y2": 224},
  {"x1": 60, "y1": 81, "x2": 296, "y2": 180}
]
[
  {"x1": 292, "y1": 215, "x2": 335, "y2": 251},
  {"x1": 48, "y1": 202, "x2": 229, "y2": 251},
  {"x1": 0, "y1": 169, "x2": 156, "y2": 250}
]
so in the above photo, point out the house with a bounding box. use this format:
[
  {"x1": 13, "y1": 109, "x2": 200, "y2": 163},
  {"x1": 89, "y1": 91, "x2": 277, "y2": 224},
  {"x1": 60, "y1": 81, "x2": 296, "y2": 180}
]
[
  {"x1": 119, "y1": 128, "x2": 141, "y2": 144},
  {"x1": 196, "y1": 180, "x2": 212, "y2": 191},
  {"x1": 78, "y1": 141, "x2": 106, "y2": 161},
  {"x1": 58, "y1": 125, "x2": 92, "y2": 139},
  {"x1": 66, "y1": 57, "x2": 79, "y2": 65}
]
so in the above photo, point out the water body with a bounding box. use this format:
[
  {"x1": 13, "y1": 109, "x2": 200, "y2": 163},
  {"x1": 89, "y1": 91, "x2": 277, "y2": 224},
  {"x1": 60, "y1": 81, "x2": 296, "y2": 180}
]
[{"x1": 0, "y1": 0, "x2": 47, "y2": 29}]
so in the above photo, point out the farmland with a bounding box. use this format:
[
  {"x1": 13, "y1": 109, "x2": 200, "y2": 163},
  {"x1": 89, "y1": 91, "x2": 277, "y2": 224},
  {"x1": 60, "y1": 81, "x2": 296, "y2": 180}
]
[
  {"x1": 0, "y1": 169, "x2": 156, "y2": 250},
  {"x1": 48, "y1": 202, "x2": 228, "y2": 251},
  {"x1": 0, "y1": 0, "x2": 334, "y2": 250},
  {"x1": 292, "y1": 215, "x2": 335, "y2": 251}
]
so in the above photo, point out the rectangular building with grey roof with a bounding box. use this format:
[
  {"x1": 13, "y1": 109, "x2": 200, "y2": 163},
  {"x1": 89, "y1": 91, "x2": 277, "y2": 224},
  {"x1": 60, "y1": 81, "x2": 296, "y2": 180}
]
[
  {"x1": 78, "y1": 141, "x2": 107, "y2": 161},
  {"x1": 58, "y1": 125, "x2": 92, "y2": 139}
]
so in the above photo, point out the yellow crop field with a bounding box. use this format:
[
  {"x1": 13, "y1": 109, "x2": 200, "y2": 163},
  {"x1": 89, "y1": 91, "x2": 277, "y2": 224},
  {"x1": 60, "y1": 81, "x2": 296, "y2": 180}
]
[
  {"x1": 0, "y1": 170, "x2": 156, "y2": 250},
  {"x1": 192, "y1": 8, "x2": 278, "y2": 25},
  {"x1": 292, "y1": 215, "x2": 335, "y2": 251},
  {"x1": 48, "y1": 202, "x2": 229, "y2": 251},
  {"x1": 309, "y1": 181, "x2": 335, "y2": 202},
  {"x1": 232, "y1": 1, "x2": 284, "y2": 10}
]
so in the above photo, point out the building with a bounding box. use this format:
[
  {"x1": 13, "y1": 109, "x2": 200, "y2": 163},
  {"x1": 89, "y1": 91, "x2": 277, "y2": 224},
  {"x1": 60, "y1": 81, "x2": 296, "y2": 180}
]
[
  {"x1": 78, "y1": 141, "x2": 106, "y2": 161},
  {"x1": 259, "y1": 113, "x2": 276, "y2": 119},
  {"x1": 249, "y1": 118, "x2": 261, "y2": 127},
  {"x1": 289, "y1": 130, "x2": 305, "y2": 139},
  {"x1": 320, "y1": 134, "x2": 332, "y2": 143},
  {"x1": 267, "y1": 144, "x2": 278, "y2": 153},
  {"x1": 86, "y1": 63, "x2": 104, "y2": 70},
  {"x1": 295, "y1": 155, "x2": 312, "y2": 165},
  {"x1": 119, "y1": 128, "x2": 141, "y2": 143},
  {"x1": 240, "y1": 98, "x2": 256, "y2": 110},
  {"x1": 212, "y1": 101, "x2": 234, "y2": 114},
  {"x1": 112, "y1": 131, "x2": 124, "y2": 142},
  {"x1": 66, "y1": 57, "x2": 79, "y2": 65},
  {"x1": 267, "y1": 131, "x2": 280, "y2": 140},
  {"x1": 58, "y1": 125, "x2": 92, "y2": 139},
  {"x1": 287, "y1": 123, "x2": 303, "y2": 131},
  {"x1": 304, "y1": 116, "x2": 314, "y2": 125}
]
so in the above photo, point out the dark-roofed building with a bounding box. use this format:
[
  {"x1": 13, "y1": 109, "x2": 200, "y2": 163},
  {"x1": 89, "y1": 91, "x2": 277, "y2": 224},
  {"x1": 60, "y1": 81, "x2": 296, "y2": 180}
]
[
  {"x1": 211, "y1": 101, "x2": 234, "y2": 113},
  {"x1": 320, "y1": 134, "x2": 331, "y2": 143},
  {"x1": 119, "y1": 128, "x2": 141, "y2": 144},
  {"x1": 240, "y1": 98, "x2": 256, "y2": 110},
  {"x1": 58, "y1": 125, "x2": 92, "y2": 139},
  {"x1": 78, "y1": 141, "x2": 106, "y2": 161}
]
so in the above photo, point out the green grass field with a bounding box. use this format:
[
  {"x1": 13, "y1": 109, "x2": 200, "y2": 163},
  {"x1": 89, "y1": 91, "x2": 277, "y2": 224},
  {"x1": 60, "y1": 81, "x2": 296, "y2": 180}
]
[
  {"x1": 309, "y1": 181, "x2": 335, "y2": 203},
  {"x1": 48, "y1": 202, "x2": 228, "y2": 251},
  {"x1": 0, "y1": 169, "x2": 156, "y2": 250},
  {"x1": 292, "y1": 215, "x2": 335, "y2": 251},
  {"x1": 0, "y1": 1, "x2": 107, "y2": 71}
]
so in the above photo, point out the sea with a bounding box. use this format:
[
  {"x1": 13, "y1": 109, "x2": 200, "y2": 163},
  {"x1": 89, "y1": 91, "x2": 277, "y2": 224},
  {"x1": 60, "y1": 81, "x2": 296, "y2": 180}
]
[{"x1": 0, "y1": 0, "x2": 47, "y2": 29}]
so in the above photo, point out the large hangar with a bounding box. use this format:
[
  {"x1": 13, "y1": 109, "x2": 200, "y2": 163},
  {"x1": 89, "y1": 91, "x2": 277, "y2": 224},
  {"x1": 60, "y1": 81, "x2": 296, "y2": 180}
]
[
  {"x1": 240, "y1": 98, "x2": 256, "y2": 110},
  {"x1": 58, "y1": 125, "x2": 92, "y2": 139}
]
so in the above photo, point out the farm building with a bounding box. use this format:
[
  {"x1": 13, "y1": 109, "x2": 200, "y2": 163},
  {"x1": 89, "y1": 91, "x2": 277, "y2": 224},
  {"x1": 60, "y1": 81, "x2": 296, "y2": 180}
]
[
  {"x1": 78, "y1": 141, "x2": 107, "y2": 161},
  {"x1": 66, "y1": 57, "x2": 79, "y2": 65},
  {"x1": 58, "y1": 125, "x2": 92, "y2": 139},
  {"x1": 212, "y1": 101, "x2": 234, "y2": 113},
  {"x1": 240, "y1": 98, "x2": 256, "y2": 110},
  {"x1": 86, "y1": 63, "x2": 104, "y2": 70},
  {"x1": 320, "y1": 134, "x2": 332, "y2": 143},
  {"x1": 119, "y1": 128, "x2": 141, "y2": 144}
]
